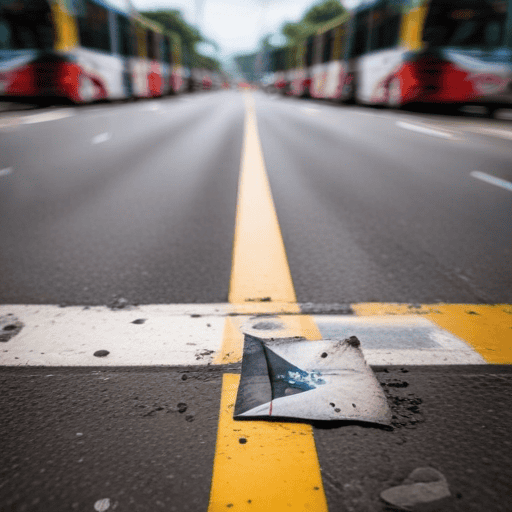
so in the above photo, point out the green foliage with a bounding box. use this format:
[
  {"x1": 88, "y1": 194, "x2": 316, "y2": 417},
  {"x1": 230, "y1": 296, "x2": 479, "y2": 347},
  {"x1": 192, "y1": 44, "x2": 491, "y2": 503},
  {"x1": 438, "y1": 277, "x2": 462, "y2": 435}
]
[
  {"x1": 303, "y1": 0, "x2": 345, "y2": 25},
  {"x1": 281, "y1": 0, "x2": 346, "y2": 45},
  {"x1": 196, "y1": 53, "x2": 221, "y2": 71},
  {"x1": 141, "y1": 10, "x2": 201, "y2": 49},
  {"x1": 141, "y1": 9, "x2": 221, "y2": 71}
]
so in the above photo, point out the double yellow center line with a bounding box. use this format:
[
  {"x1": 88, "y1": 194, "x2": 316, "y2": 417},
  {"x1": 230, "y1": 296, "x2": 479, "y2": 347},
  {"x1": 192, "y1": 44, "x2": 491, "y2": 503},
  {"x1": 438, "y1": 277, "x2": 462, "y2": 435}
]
[{"x1": 208, "y1": 94, "x2": 329, "y2": 511}]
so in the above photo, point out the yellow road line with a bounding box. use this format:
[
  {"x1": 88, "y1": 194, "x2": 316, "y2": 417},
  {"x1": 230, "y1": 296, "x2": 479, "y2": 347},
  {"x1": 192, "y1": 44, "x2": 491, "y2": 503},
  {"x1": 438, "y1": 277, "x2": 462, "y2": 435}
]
[
  {"x1": 228, "y1": 93, "x2": 296, "y2": 304},
  {"x1": 352, "y1": 303, "x2": 512, "y2": 364},
  {"x1": 208, "y1": 93, "x2": 329, "y2": 512}
]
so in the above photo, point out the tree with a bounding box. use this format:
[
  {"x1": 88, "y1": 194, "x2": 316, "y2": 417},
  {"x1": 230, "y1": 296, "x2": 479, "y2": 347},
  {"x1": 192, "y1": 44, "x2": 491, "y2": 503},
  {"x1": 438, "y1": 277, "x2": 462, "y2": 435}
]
[
  {"x1": 303, "y1": 0, "x2": 345, "y2": 25},
  {"x1": 141, "y1": 10, "x2": 221, "y2": 70},
  {"x1": 281, "y1": 0, "x2": 346, "y2": 45}
]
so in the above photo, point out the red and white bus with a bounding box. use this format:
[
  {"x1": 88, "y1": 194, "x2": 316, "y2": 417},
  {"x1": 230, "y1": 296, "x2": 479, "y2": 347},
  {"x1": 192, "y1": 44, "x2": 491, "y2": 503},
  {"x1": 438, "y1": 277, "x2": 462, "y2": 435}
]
[
  {"x1": 287, "y1": 0, "x2": 512, "y2": 113},
  {"x1": 0, "y1": 0, "x2": 187, "y2": 103}
]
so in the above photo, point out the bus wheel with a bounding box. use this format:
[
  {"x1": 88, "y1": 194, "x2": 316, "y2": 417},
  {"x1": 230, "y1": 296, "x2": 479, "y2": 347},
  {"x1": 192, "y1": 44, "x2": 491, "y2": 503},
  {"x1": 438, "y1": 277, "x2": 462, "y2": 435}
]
[{"x1": 387, "y1": 78, "x2": 402, "y2": 109}]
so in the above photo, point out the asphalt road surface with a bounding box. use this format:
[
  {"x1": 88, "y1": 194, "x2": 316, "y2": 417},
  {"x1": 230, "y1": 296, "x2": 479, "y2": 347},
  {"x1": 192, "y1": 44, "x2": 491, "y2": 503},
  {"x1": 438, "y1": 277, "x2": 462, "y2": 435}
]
[
  {"x1": 0, "y1": 91, "x2": 511, "y2": 305},
  {"x1": 1, "y1": 91, "x2": 511, "y2": 512}
]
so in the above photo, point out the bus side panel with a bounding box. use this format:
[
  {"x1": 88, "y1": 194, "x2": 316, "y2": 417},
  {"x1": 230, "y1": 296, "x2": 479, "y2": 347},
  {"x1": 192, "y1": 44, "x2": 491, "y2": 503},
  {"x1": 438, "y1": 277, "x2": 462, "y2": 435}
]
[
  {"x1": 172, "y1": 65, "x2": 184, "y2": 93},
  {"x1": 311, "y1": 63, "x2": 327, "y2": 98},
  {"x1": 333, "y1": 61, "x2": 349, "y2": 100},
  {"x1": 70, "y1": 48, "x2": 126, "y2": 101},
  {"x1": 290, "y1": 67, "x2": 307, "y2": 96},
  {"x1": 324, "y1": 60, "x2": 343, "y2": 99},
  {"x1": 148, "y1": 61, "x2": 162, "y2": 97},
  {"x1": 131, "y1": 57, "x2": 147, "y2": 97},
  {"x1": 360, "y1": 48, "x2": 407, "y2": 104}
]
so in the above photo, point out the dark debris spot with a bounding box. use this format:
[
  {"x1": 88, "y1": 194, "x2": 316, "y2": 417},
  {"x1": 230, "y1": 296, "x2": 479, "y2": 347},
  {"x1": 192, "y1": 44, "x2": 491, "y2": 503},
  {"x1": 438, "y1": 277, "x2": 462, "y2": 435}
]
[
  {"x1": 3, "y1": 325, "x2": 17, "y2": 331},
  {"x1": 346, "y1": 336, "x2": 360, "y2": 347},
  {"x1": 329, "y1": 403, "x2": 335, "y2": 407},
  {"x1": 131, "y1": 318, "x2": 146, "y2": 325},
  {"x1": 352, "y1": 403, "x2": 357, "y2": 408},
  {"x1": 185, "y1": 414, "x2": 195, "y2": 422},
  {"x1": 93, "y1": 350, "x2": 109, "y2": 358},
  {"x1": 239, "y1": 438, "x2": 247, "y2": 444},
  {"x1": 190, "y1": 314, "x2": 201, "y2": 318},
  {"x1": 321, "y1": 352, "x2": 328, "y2": 358},
  {"x1": 227, "y1": 505, "x2": 233, "y2": 509},
  {"x1": 466, "y1": 311, "x2": 479, "y2": 315},
  {"x1": 313, "y1": 487, "x2": 320, "y2": 491},
  {"x1": 334, "y1": 408, "x2": 341, "y2": 413},
  {"x1": 178, "y1": 403, "x2": 187, "y2": 413},
  {"x1": 181, "y1": 374, "x2": 188, "y2": 381},
  {"x1": 387, "y1": 381, "x2": 409, "y2": 388}
]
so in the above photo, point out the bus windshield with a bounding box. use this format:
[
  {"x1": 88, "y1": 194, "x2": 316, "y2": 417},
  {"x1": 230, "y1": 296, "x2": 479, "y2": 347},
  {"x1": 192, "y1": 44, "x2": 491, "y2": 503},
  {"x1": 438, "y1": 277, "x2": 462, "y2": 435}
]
[
  {"x1": 422, "y1": 0, "x2": 507, "y2": 48},
  {"x1": 0, "y1": 0, "x2": 54, "y2": 51}
]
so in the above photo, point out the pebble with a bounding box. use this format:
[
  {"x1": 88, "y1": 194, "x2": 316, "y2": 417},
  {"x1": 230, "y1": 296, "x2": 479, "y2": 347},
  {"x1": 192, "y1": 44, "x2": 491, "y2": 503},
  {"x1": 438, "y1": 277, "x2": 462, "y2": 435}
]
[
  {"x1": 94, "y1": 498, "x2": 110, "y2": 511},
  {"x1": 380, "y1": 467, "x2": 450, "y2": 511},
  {"x1": 94, "y1": 350, "x2": 110, "y2": 358}
]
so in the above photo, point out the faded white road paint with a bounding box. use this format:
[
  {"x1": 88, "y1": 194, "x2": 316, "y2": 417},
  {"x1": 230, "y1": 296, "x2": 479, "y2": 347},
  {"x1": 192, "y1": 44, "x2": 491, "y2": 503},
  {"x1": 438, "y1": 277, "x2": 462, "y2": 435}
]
[
  {"x1": 0, "y1": 305, "x2": 486, "y2": 366},
  {"x1": 301, "y1": 106, "x2": 320, "y2": 116},
  {"x1": 22, "y1": 110, "x2": 74, "y2": 124},
  {"x1": 396, "y1": 121, "x2": 455, "y2": 139},
  {"x1": 0, "y1": 305, "x2": 226, "y2": 366},
  {"x1": 91, "y1": 132, "x2": 111, "y2": 144},
  {"x1": 466, "y1": 126, "x2": 512, "y2": 141},
  {"x1": 471, "y1": 171, "x2": 512, "y2": 192},
  {"x1": 315, "y1": 315, "x2": 486, "y2": 365}
]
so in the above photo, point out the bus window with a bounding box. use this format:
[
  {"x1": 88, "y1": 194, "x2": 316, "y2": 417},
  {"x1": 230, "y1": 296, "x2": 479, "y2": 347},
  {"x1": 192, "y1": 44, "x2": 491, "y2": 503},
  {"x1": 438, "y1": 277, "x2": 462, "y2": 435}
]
[
  {"x1": 423, "y1": 0, "x2": 507, "y2": 47},
  {"x1": 350, "y1": 11, "x2": 370, "y2": 57},
  {"x1": 333, "y1": 24, "x2": 348, "y2": 60},
  {"x1": 0, "y1": 0, "x2": 53, "y2": 50},
  {"x1": 146, "y1": 30, "x2": 158, "y2": 60},
  {"x1": 117, "y1": 14, "x2": 133, "y2": 57},
  {"x1": 78, "y1": 0, "x2": 111, "y2": 52},
  {"x1": 322, "y1": 30, "x2": 334, "y2": 62},
  {"x1": 162, "y1": 35, "x2": 172, "y2": 64},
  {"x1": 306, "y1": 36, "x2": 315, "y2": 66},
  {"x1": 370, "y1": 8, "x2": 401, "y2": 51}
]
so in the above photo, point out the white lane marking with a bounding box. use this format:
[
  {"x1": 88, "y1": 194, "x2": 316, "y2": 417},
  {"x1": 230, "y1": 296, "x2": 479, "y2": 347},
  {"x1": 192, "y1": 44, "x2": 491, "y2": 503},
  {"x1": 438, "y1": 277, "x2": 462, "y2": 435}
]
[
  {"x1": 0, "y1": 305, "x2": 226, "y2": 366},
  {"x1": 91, "y1": 132, "x2": 111, "y2": 144},
  {"x1": 0, "y1": 305, "x2": 487, "y2": 367},
  {"x1": 465, "y1": 126, "x2": 512, "y2": 141},
  {"x1": 315, "y1": 315, "x2": 486, "y2": 365},
  {"x1": 471, "y1": 171, "x2": 512, "y2": 192},
  {"x1": 0, "y1": 167, "x2": 13, "y2": 177},
  {"x1": 145, "y1": 102, "x2": 160, "y2": 111},
  {"x1": 301, "y1": 106, "x2": 320, "y2": 116},
  {"x1": 22, "y1": 110, "x2": 74, "y2": 124},
  {"x1": 396, "y1": 121, "x2": 455, "y2": 139}
]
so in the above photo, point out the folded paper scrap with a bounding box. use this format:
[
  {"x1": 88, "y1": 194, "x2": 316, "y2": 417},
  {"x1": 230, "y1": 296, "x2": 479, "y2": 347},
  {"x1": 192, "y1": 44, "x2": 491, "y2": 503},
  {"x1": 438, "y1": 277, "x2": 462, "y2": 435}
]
[{"x1": 234, "y1": 334, "x2": 392, "y2": 425}]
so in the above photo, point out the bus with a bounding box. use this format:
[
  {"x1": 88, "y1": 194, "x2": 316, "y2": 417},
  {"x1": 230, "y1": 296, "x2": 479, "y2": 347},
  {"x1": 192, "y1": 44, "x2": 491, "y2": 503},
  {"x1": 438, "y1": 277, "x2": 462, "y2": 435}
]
[
  {"x1": 266, "y1": 46, "x2": 293, "y2": 94},
  {"x1": 291, "y1": 0, "x2": 512, "y2": 113},
  {"x1": 0, "y1": 0, "x2": 186, "y2": 103}
]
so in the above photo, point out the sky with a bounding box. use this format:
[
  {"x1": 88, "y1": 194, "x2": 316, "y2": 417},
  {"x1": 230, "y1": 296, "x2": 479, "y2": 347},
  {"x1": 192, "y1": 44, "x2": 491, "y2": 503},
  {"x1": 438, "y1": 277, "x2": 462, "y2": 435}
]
[{"x1": 131, "y1": 0, "x2": 334, "y2": 60}]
